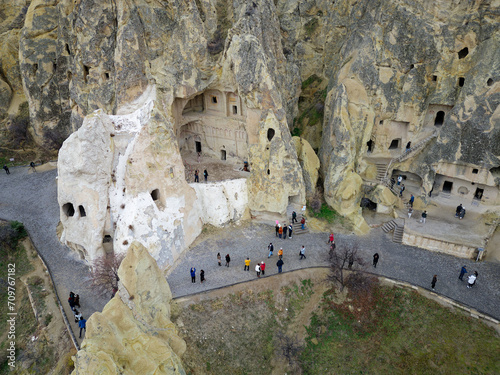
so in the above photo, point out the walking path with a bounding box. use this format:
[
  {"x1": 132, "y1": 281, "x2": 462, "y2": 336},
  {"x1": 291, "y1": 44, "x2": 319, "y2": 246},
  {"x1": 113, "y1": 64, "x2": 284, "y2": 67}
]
[
  {"x1": 1, "y1": 167, "x2": 499, "y2": 345},
  {"x1": 0, "y1": 166, "x2": 108, "y2": 346},
  {"x1": 167, "y1": 223, "x2": 500, "y2": 321}
]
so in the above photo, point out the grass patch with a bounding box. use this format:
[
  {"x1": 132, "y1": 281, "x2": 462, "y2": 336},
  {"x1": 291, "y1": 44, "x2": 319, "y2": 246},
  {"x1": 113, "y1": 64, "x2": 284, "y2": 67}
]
[
  {"x1": 301, "y1": 283, "x2": 500, "y2": 374},
  {"x1": 301, "y1": 75, "x2": 322, "y2": 90},
  {"x1": 310, "y1": 203, "x2": 342, "y2": 224},
  {"x1": 304, "y1": 18, "x2": 319, "y2": 37}
]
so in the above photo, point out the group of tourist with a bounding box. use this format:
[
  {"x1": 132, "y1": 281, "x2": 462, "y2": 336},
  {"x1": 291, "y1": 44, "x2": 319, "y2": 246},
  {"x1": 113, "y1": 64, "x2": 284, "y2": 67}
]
[
  {"x1": 193, "y1": 169, "x2": 208, "y2": 183},
  {"x1": 68, "y1": 292, "x2": 86, "y2": 339},
  {"x1": 2, "y1": 161, "x2": 37, "y2": 175}
]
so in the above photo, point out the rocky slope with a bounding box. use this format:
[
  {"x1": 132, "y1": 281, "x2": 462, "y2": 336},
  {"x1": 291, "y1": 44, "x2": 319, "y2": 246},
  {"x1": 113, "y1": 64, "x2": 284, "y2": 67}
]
[{"x1": 72, "y1": 241, "x2": 186, "y2": 374}]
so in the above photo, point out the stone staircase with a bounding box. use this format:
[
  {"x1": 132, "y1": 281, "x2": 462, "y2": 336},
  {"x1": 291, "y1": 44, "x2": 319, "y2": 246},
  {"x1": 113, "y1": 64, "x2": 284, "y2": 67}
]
[
  {"x1": 382, "y1": 219, "x2": 405, "y2": 244},
  {"x1": 285, "y1": 205, "x2": 309, "y2": 236},
  {"x1": 381, "y1": 130, "x2": 438, "y2": 182},
  {"x1": 376, "y1": 163, "x2": 387, "y2": 181}
]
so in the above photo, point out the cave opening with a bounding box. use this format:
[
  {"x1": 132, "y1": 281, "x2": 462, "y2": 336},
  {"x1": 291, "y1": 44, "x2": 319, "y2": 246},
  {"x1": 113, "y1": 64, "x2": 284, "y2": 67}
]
[
  {"x1": 78, "y1": 205, "x2": 86, "y2": 217},
  {"x1": 458, "y1": 77, "x2": 465, "y2": 87},
  {"x1": 434, "y1": 111, "x2": 445, "y2": 126},
  {"x1": 442, "y1": 181, "x2": 453, "y2": 193},
  {"x1": 458, "y1": 47, "x2": 469, "y2": 59},
  {"x1": 63, "y1": 203, "x2": 75, "y2": 217},
  {"x1": 388, "y1": 139, "x2": 400, "y2": 150}
]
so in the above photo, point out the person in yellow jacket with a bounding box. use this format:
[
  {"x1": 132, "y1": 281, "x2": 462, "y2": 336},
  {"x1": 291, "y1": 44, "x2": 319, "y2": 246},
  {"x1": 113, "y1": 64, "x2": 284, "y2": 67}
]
[
  {"x1": 244, "y1": 257, "x2": 251, "y2": 271},
  {"x1": 278, "y1": 248, "x2": 283, "y2": 260}
]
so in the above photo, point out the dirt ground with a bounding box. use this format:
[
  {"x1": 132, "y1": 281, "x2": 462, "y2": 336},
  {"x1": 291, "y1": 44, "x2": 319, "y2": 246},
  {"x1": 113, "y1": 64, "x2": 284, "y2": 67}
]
[
  {"x1": 172, "y1": 268, "x2": 330, "y2": 375},
  {"x1": 182, "y1": 151, "x2": 250, "y2": 182}
]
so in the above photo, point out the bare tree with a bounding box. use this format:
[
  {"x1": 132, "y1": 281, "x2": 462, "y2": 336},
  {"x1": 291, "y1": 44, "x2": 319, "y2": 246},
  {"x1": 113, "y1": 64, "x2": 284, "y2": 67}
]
[
  {"x1": 89, "y1": 253, "x2": 125, "y2": 297},
  {"x1": 275, "y1": 329, "x2": 303, "y2": 369},
  {"x1": 327, "y1": 243, "x2": 365, "y2": 291}
]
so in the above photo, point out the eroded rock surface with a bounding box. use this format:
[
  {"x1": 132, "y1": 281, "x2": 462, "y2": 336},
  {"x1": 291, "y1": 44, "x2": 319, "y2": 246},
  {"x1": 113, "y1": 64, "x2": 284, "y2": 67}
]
[{"x1": 72, "y1": 241, "x2": 186, "y2": 374}]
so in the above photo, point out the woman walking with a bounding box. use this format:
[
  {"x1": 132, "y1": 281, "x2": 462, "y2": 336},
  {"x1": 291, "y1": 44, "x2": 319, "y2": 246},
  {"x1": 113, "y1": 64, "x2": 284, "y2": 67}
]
[{"x1": 217, "y1": 253, "x2": 222, "y2": 266}]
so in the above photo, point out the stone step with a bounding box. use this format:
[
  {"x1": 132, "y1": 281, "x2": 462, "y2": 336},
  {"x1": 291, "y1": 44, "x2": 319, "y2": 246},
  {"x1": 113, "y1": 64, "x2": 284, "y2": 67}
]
[
  {"x1": 393, "y1": 225, "x2": 404, "y2": 243},
  {"x1": 382, "y1": 220, "x2": 397, "y2": 233}
]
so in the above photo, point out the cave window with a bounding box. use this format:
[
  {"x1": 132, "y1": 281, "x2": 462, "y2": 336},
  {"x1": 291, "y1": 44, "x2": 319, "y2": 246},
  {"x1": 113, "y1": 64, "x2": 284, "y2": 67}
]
[
  {"x1": 68, "y1": 71, "x2": 72, "y2": 81},
  {"x1": 103, "y1": 235, "x2": 112, "y2": 243},
  {"x1": 432, "y1": 75, "x2": 437, "y2": 82},
  {"x1": 487, "y1": 78, "x2": 493, "y2": 87},
  {"x1": 63, "y1": 203, "x2": 75, "y2": 217},
  {"x1": 388, "y1": 139, "x2": 400, "y2": 150},
  {"x1": 366, "y1": 139, "x2": 374, "y2": 153},
  {"x1": 458, "y1": 47, "x2": 469, "y2": 59},
  {"x1": 267, "y1": 128, "x2": 275, "y2": 141},
  {"x1": 472, "y1": 168, "x2": 478, "y2": 174},
  {"x1": 474, "y1": 188, "x2": 484, "y2": 200},
  {"x1": 83, "y1": 65, "x2": 90, "y2": 83},
  {"x1": 409, "y1": 64, "x2": 414, "y2": 70},
  {"x1": 221, "y1": 150, "x2": 226, "y2": 160},
  {"x1": 33, "y1": 63, "x2": 38, "y2": 75},
  {"x1": 195, "y1": 141, "x2": 202, "y2": 153},
  {"x1": 442, "y1": 181, "x2": 453, "y2": 193},
  {"x1": 53, "y1": 62, "x2": 57, "y2": 73},
  {"x1": 267, "y1": 169, "x2": 270, "y2": 175},
  {"x1": 104, "y1": 72, "x2": 110, "y2": 80},
  {"x1": 232, "y1": 105, "x2": 238, "y2": 115},
  {"x1": 78, "y1": 205, "x2": 86, "y2": 217},
  {"x1": 379, "y1": 120, "x2": 383, "y2": 125},
  {"x1": 65, "y1": 44, "x2": 71, "y2": 55},
  {"x1": 211, "y1": 96, "x2": 218, "y2": 104},
  {"x1": 151, "y1": 189, "x2": 160, "y2": 201},
  {"x1": 458, "y1": 77, "x2": 465, "y2": 87},
  {"x1": 434, "y1": 111, "x2": 445, "y2": 126}
]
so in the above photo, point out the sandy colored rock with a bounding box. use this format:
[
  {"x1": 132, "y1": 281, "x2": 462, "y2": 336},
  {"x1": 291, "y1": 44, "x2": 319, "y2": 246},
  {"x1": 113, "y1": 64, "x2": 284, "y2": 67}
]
[
  {"x1": 293, "y1": 136, "x2": 320, "y2": 198},
  {"x1": 72, "y1": 242, "x2": 186, "y2": 375}
]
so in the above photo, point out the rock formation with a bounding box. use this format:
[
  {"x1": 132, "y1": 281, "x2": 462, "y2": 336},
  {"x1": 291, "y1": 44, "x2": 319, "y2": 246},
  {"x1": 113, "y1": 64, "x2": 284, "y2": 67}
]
[{"x1": 72, "y1": 241, "x2": 186, "y2": 374}]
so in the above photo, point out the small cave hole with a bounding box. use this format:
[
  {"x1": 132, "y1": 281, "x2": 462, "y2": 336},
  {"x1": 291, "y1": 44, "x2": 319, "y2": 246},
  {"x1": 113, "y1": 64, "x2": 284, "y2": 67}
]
[
  {"x1": 53, "y1": 62, "x2": 57, "y2": 73},
  {"x1": 442, "y1": 181, "x2": 453, "y2": 193},
  {"x1": 474, "y1": 188, "x2": 484, "y2": 200},
  {"x1": 78, "y1": 205, "x2": 86, "y2": 217},
  {"x1": 211, "y1": 96, "x2": 218, "y2": 104},
  {"x1": 458, "y1": 77, "x2": 465, "y2": 87},
  {"x1": 33, "y1": 63, "x2": 38, "y2": 74},
  {"x1": 67, "y1": 71, "x2": 72, "y2": 81},
  {"x1": 472, "y1": 168, "x2": 478, "y2": 174},
  {"x1": 409, "y1": 64, "x2": 414, "y2": 70},
  {"x1": 63, "y1": 203, "x2": 75, "y2": 217},
  {"x1": 102, "y1": 235, "x2": 112, "y2": 243},
  {"x1": 487, "y1": 78, "x2": 493, "y2": 86},
  {"x1": 151, "y1": 189, "x2": 160, "y2": 201},
  {"x1": 232, "y1": 105, "x2": 238, "y2": 114},
  {"x1": 458, "y1": 47, "x2": 469, "y2": 59},
  {"x1": 104, "y1": 72, "x2": 110, "y2": 80},
  {"x1": 221, "y1": 150, "x2": 226, "y2": 160},
  {"x1": 379, "y1": 120, "x2": 383, "y2": 125},
  {"x1": 366, "y1": 139, "x2": 374, "y2": 153},
  {"x1": 267, "y1": 128, "x2": 275, "y2": 142},
  {"x1": 432, "y1": 75, "x2": 437, "y2": 82},
  {"x1": 434, "y1": 111, "x2": 445, "y2": 126},
  {"x1": 267, "y1": 169, "x2": 270, "y2": 175},
  {"x1": 65, "y1": 44, "x2": 71, "y2": 55},
  {"x1": 83, "y1": 65, "x2": 90, "y2": 83},
  {"x1": 388, "y1": 139, "x2": 400, "y2": 150}
]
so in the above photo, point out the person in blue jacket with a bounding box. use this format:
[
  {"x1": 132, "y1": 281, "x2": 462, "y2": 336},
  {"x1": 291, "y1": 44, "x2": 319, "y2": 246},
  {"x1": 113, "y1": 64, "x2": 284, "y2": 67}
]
[
  {"x1": 190, "y1": 267, "x2": 196, "y2": 283},
  {"x1": 78, "y1": 317, "x2": 86, "y2": 338}
]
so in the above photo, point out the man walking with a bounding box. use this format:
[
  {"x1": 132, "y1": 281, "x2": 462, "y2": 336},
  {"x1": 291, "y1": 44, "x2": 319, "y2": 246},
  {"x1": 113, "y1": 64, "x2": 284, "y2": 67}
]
[
  {"x1": 244, "y1": 257, "x2": 251, "y2": 271},
  {"x1": 409, "y1": 194, "x2": 414, "y2": 207},
  {"x1": 278, "y1": 248, "x2": 283, "y2": 260},
  {"x1": 225, "y1": 254, "x2": 231, "y2": 267},
  {"x1": 373, "y1": 253, "x2": 379, "y2": 268},
  {"x1": 78, "y1": 317, "x2": 87, "y2": 339},
  {"x1": 301, "y1": 217, "x2": 306, "y2": 230},
  {"x1": 420, "y1": 210, "x2": 427, "y2": 223},
  {"x1": 3, "y1": 165, "x2": 10, "y2": 174},
  {"x1": 431, "y1": 275, "x2": 437, "y2": 290},
  {"x1": 194, "y1": 170, "x2": 199, "y2": 182},
  {"x1": 255, "y1": 263, "x2": 261, "y2": 278},
  {"x1": 467, "y1": 271, "x2": 478, "y2": 288},
  {"x1": 288, "y1": 224, "x2": 293, "y2": 239},
  {"x1": 299, "y1": 246, "x2": 306, "y2": 260},
  {"x1": 203, "y1": 169, "x2": 208, "y2": 182},
  {"x1": 260, "y1": 261, "x2": 266, "y2": 275},
  {"x1": 190, "y1": 267, "x2": 196, "y2": 283},
  {"x1": 292, "y1": 211, "x2": 297, "y2": 223},
  {"x1": 283, "y1": 224, "x2": 288, "y2": 239},
  {"x1": 459, "y1": 265, "x2": 468, "y2": 281},
  {"x1": 399, "y1": 184, "x2": 405, "y2": 197},
  {"x1": 268, "y1": 243, "x2": 274, "y2": 258},
  {"x1": 276, "y1": 258, "x2": 284, "y2": 273}
]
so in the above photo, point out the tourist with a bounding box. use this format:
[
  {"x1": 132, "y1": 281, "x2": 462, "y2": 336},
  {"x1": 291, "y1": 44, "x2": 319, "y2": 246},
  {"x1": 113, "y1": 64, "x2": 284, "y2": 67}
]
[
  {"x1": 200, "y1": 270, "x2": 205, "y2": 283},
  {"x1": 203, "y1": 169, "x2": 208, "y2": 182},
  {"x1": 255, "y1": 263, "x2": 261, "y2": 278},
  {"x1": 74, "y1": 310, "x2": 82, "y2": 323},
  {"x1": 373, "y1": 253, "x2": 379, "y2": 268},
  {"x1": 408, "y1": 207, "x2": 413, "y2": 219},
  {"x1": 260, "y1": 261, "x2": 266, "y2": 276},
  {"x1": 244, "y1": 257, "x2": 251, "y2": 271},
  {"x1": 409, "y1": 194, "x2": 414, "y2": 207},
  {"x1": 74, "y1": 294, "x2": 80, "y2": 308},
  {"x1": 268, "y1": 243, "x2": 274, "y2": 258},
  {"x1": 328, "y1": 233, "x2": 334, "y2": 244},
  {"x1": 301, "y1": 217, "x2": 306, "y2": 230},
  {"x1": 292, "y1": 211, "x2": 297, "y2": 223},
  {"x1": 299, "y1": 246, "x2": 306, "y2": 260},
  {"x1": 431, "y1": 275, "x2": 437, "y2": 290},
  {"x1": 283, "y1": 224, "x2": 288, "y2": 239},
  {"x1": 275, "y1": 222, "x2": 279, "y2": 237},
  {"x1": 68, "y1": 293, "x2": 75, "y2": 309},
  {"x1": 467, "y1": 272, "x2": 477, "y2": 288},
  {"x1": 397, "y1": 175, "x2": 402, "y2": 185},
  {"x1": 458, "y1": 265, "x2": 467, "y2": 281},
  {"x1": 420, "y1": 210, "x2": 427, "y2": 224},
  {"x1": 399, "y1": 184, "x2": 405, "y2": 197},
  {"x1": 225, "y1": 254, "x2": 231, "y2": 267},
  {"x1": 194, "y1": 170, "x2": 199, "y2": 182},
  {"x1": 78, "y1": 317, "x2": 86, "y2": 338},
  {"x1": 29, "y1": 161, "x2": 36, "y2": 172},
  {"x1": 288, "y1": 224, "x2": 293, "y2": 239},
  {"x1": 276, "y1": 258, "x2": 284, "y2": 273},
  {"x1": 278, "y1": 248, "x2": 283, "y2": 260},
  {"x1": 217, "y1": 252, "x2": 221, "y2": 266},
  {"x1": 455, "y1": 204, "x2": 463, "y2": 218},
  {"x1": 3, "y1": 165, "x2": 10, "y2": 174},
  {"x1": 459, "y1": 207, "x2": 466, "y2": 220},
  {"x1": 190, "y1": 267, "x2": 196, "y2": 283},
  {"x1": 278, "y1": 225, "x2": 283, "y2": 239}
]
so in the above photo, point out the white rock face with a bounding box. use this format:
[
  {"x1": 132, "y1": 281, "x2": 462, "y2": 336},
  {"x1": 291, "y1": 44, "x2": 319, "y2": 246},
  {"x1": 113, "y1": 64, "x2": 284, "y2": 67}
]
[{"x1": 58, "y1": 86, "x2": 253, "y2": 268}]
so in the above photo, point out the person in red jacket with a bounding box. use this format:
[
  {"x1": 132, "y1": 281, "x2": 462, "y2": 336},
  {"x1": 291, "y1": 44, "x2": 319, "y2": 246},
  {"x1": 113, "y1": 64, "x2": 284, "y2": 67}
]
[
  {"x1": 260, "y1": 261, "x2": 266, "y2": 276},
  {"x1": 328, "y1": 233, "x2": 334, "y2": 244}
]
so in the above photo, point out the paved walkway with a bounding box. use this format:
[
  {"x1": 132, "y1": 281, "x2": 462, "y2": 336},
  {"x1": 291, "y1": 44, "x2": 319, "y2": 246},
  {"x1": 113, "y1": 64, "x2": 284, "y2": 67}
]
[
  {"x1": 0, "y1": 167, "x2": 108, "y2": 345},
  {"x1": 167, "y1": 223, "x2": 500, "y2": 320},
  {"x1": 1, "y1": 166, "x2": 499, "y2": 341}
]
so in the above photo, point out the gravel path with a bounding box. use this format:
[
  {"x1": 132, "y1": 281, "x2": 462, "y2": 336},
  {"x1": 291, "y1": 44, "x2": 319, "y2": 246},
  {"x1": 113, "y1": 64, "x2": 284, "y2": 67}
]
[
  {"x1": 167, "y1": 222, "x2": 500, "y2": 321},
  {"x1": 0, "y1": 166, "x2": 108, "y2": 345}
]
